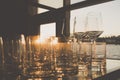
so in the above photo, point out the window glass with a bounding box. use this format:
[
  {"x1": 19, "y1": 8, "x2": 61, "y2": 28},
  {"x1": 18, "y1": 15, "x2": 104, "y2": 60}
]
[
  {"x1": 38, "y1": 0, "x2": 63, "y2": 8},
  {"x1": 71, "y1": 0, "x2": 85, "y2": 4},
  {"x1": 38, "y1": 0, "x2": 63, "y2": 14},
  {"x1": 40, "y1": 23, "x2": 56, "y2": 39}
]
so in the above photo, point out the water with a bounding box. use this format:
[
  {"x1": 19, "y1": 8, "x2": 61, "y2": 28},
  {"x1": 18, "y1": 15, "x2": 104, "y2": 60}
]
[
  {"x1": 106, "y1": 44, "x2": 120, "y2": 73},
  {"x1": 106, "y1": 44, "x2": 120, "y2": 59}
]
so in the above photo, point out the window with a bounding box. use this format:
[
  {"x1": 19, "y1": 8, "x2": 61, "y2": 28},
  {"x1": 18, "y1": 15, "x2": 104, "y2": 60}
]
[{"x1": 40, "y1": 23, "x2": 56, "y2": 39}]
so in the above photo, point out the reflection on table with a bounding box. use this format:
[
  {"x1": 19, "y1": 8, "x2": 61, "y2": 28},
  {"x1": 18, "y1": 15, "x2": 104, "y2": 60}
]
[{"x1": 1, "y1": 59, "x2": 120, "y2": 80}]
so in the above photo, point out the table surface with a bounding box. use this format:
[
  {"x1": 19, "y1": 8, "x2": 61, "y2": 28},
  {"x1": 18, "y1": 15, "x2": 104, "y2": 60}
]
[{"x1": 0, "y1": 59, "x2": 120, "y2": 80}]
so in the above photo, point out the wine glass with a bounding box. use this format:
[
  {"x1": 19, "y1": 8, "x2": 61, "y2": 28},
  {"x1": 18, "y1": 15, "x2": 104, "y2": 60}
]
[
  {"x1": 9, "y1": 34, "x2": 26, "y2": 73},
  {"x1": 25, "y1": 35, "x2": 56, "y2": 78},
  {"x1": 7, "y1": 34, "x2": 26, "y2": 74},
  {"x1": 84, "y1": 12, "x2": 103, "y2": 42},
  {"x1": 0, "y1": 37, "x2": 5, "y2": 69},
  {"x1": 55, "y1": 42, "x2": 79, "y2": 75},
  {"x1": 73, "y1": 16, "x2": 85, "y2": 42}
]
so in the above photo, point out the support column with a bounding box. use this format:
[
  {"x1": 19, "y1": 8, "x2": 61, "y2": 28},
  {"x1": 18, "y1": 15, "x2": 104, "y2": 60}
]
[
  {"x1": 63, "y1": 0, "x2": 70, "y2": 37},
  {"x1": 56, "y1": 0, "x2": 70, "y2": 42},
  {"x1": 27, "y1": 0, "x2": 39, "y2": 36}
]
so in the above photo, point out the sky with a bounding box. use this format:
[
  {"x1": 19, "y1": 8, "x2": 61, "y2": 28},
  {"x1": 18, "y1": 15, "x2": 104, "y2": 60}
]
[{"x1": 38, "y1": 0, "x2": 120, "y2": 37}]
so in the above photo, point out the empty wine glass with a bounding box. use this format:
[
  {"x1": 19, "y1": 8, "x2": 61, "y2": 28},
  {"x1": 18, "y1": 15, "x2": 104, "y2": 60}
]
[
  {"x1": 55, "y1": 42, "x2": 79, "y2": 76},
  {"x1": 25, "y1": 35, "x2": 56, "y2": 78},
  {"x1": 0, "y1": 37, "x2": 5, "y2": 69},
  {"x1": 84, "y1": 12, "x2": 103, "y2": 42},
  {"x1": 91, "y1": 42, "x2": 106, "y2": 79},
  {"x1": 8, "y1": 34, "x2": 26, "y2": 73}
]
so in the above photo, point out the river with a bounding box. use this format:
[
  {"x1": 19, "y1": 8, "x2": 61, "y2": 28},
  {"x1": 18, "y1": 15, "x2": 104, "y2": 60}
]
[
  {"x1": 106, "y1": 44, "x2": 120, "y2": 73},
  {"x1": 106, "y1": 44, "x2": 120, "y2": 59}
]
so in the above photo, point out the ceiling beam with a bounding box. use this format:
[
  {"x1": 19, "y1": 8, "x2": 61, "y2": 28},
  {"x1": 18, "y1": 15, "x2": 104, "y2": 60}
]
[
  {"x1": 31, "y1": 0, "x2": 114, "y2": 25},
  {"x1": 67, "y1": 0, "x2": 114, "y2": 11}
]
